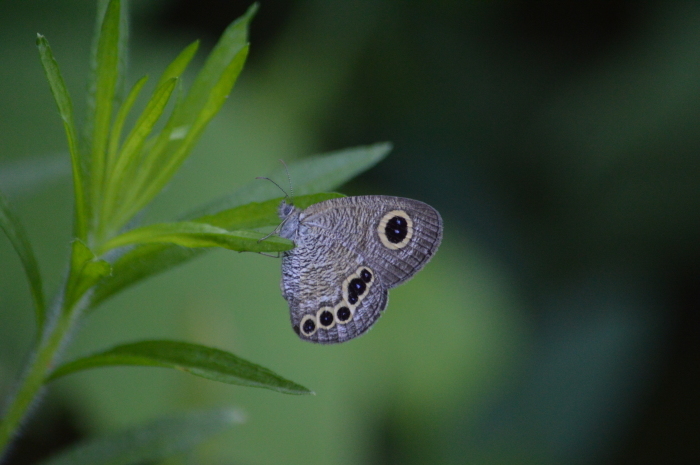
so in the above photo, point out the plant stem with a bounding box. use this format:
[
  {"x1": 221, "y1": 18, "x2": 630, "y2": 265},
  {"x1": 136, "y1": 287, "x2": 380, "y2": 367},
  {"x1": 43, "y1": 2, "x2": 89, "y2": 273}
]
[{"x1": 0, "y1": 299, "x2": 80, "y2": 459}]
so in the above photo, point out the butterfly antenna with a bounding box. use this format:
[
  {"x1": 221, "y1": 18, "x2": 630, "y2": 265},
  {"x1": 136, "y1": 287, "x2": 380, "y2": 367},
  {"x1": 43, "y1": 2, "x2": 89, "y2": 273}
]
[
  {"x1": 279, "y1": 159, "x2": 294, "y2": 203},
  {"x1": 255, "y1": 176, "x2": 289, "y2": 200}
]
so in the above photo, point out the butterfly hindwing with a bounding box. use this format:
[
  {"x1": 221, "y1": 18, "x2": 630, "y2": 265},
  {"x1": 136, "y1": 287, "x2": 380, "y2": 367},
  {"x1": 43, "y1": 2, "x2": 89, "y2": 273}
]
[{"x1": 282, "y1": 235, "x2": 388, "y2": 343}]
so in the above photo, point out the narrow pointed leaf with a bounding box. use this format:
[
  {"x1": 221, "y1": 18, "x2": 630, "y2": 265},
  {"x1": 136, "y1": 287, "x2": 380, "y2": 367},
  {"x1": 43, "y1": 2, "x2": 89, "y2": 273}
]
[
  {"x1": 191, "y1": 141, "x2": 392, "y2": 217},
  {"x1": 194, "y1": 192, "x2": 345, "y2": 229},
  {"x1": 0, "y1": 190, "x2": 46, "y2": 333},
  {"x1": 48, "y1": 340, "x2": 313, "y2": 395},
  {"x1": 175, "y1": 4, "x2": 257, "y2": 126},
  {"x1": 122, "y1": 45, "x2": 250, "y2": 226},
  {"x1": 116, "y1": 78, "x2": 178, "y2": 171},
  {"x1": 103, "y1": 78, "x2": 178, "y2": 230},
  {"x1": 155, "y1": 40, "x2": 199, "y2": 89},
  {"x1": 90, "y1": 0, "x2": 123, "y2": 223},
  {"x1": 107, "y1": 75, "x2": 148, "y2": 174},
  {"x1": 37, "y1": 408, "x2": 245, "y2": 465},
  {"x1": 101, "y1": 221, "x2": 292, "y2": 254},
  {"x1": 117, "y1": 5, "x2": 257, "y2": 226},
  {"x1": 65, "y1": 240, "x2": 112, "y2": 310},
  {"x1": 84, "y1": 0, "x2": 128, "y2": 152},
  {"x1": 36, "y1": 34, "x2": 87, "y2": 240}
]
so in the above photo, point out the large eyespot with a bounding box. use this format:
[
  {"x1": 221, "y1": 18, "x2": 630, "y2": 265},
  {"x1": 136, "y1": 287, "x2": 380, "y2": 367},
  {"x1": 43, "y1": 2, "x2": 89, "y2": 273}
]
[
  {"x1": 335, "y1": 303, "x2": 353, "y2": 323},
  {"x1": 316, "y1": 307, "x2": 335, "y2": 329},
  {"x1": 377, "y1": 210, "x2": 413, "y2": 250},
  {"x1": 300, "y1": 314, "x2": 317, "y2": 337}
]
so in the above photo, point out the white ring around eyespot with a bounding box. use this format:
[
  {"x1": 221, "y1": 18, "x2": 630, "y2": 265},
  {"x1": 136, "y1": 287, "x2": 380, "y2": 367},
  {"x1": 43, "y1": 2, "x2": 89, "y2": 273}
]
[
  {"x1": 377, "y1": 210, "x2": 414, "y2": 250},
  {"x1": 299, "y1": 314, "x2": 318, "y2": 336},
  {"x1": 316, "y1": 306, "x2": 336, "y2": 330},
  {"x1": 358, "y1": 266, "x2": 375, "y2": 286},
  {"x1": 342, "y1": 266, "x2": 375, "y2": 308}
]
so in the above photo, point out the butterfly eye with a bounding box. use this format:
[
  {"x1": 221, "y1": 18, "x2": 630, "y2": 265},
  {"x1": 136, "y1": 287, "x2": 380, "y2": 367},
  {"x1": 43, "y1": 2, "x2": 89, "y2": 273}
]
[
  {"x1": 300, "y1": 315, "x2": 317, "y2": 336},
  {"x1": 316, "y1": 307, "x2": 335, "y2": 329},
  {"x1": 377, "y1": 210, "x2": 414, "y2": 250}
]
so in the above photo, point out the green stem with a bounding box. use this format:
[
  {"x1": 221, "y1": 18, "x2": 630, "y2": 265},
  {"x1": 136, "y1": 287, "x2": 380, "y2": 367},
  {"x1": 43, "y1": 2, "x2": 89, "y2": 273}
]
[{"x1": 0, "y1": 294, "x2": 83, "y2": 458}]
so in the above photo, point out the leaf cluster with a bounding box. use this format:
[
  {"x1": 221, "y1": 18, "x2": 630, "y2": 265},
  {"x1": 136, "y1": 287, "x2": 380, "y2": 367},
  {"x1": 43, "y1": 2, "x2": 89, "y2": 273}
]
[{"x1": 0, "y1": 0, "x2": 391, "y2": 463}]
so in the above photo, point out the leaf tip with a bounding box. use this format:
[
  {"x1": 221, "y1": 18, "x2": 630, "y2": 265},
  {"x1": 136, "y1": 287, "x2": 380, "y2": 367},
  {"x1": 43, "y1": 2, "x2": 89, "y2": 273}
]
[{"x1": 246, "y1": 2, "x2": 260, "y2": 19}]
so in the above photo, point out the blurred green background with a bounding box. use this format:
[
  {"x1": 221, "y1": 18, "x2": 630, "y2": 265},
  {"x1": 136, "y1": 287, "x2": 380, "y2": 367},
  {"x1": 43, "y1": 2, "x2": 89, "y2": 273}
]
[{"x1": 1, "y1": 1, "x2": 699, "y2": 464}]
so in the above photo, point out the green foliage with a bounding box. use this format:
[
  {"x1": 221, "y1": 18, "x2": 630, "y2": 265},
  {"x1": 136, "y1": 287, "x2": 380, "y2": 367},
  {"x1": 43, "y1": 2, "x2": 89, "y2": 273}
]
[
  {"x1": 48, "y1": 341, "x2": 312, "y2": 395},
  {"x1": 64, "y1": 240, "x2": 112, "y2": 311},
  {"x1": 0, "y1": 190, "x2": 46, "y2": 335},
  {"x1": 0, "y1": 0, "x2": 390, "y2": 462},
  {"x1": 36, "y1": 33, "x2": 84, "y2": 239},
  {"x1": 37, "y1": 409, "x2": 245, "y2": 465}
]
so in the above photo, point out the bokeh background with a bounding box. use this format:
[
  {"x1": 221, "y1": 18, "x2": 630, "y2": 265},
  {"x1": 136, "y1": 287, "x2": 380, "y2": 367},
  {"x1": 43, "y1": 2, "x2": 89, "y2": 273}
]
[{"x1": 1, "y1": 1, "x2": 699, "y2": 464}]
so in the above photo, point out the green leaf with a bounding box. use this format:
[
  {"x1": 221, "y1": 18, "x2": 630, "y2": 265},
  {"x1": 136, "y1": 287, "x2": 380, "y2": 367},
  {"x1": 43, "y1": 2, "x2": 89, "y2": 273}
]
[
  {"x1": 155, "y1": 40, "x2": 199, "y2": 89},
  {"x1": 37, "y1": 408, "x2": 245, "y2": 465},
  {"x1": 106, "y1": 75, "x2": 148, "y2": 177},
  {"x1": 194, "y1": 192, "x2": 345, "y2": 229},
  {"x1": 0, "y1": 190, "x2": 46, "y2": 334},
  {"x1": 101, "y1": 78, "x2": 179, "y2": 234},
  {"x1": 92, "y1": 193, "x2": 343, "y2": 307},
  {"x1": 64, "y1": 240, "x2": 112, "y2": 310},
  {"x1": 115, "y1": 77, "x2": 179, "y2": 173},
  {"x1": 172, "y1": 4, "x2": 257, "y2": 129},
  {"x1": 100, "y1": 221, "x2": 293, "y2": 254},
  {"x1": 114, "y1": 5, "x2": 257, "y2": 230},
  {"x1": 191, "y1": 141, "x2": 392, "y2": 217},
  {"x1": 48, "y1": 340, "x2": 313, "y2": 395},
  {"x1": 101, "y1": 41, "x2": 199, "y2": 237},
  {"x1": 36, "y1": 34, "x2": 87, "y2": 240},
  {"x1": 89, "y1": 0, "x2": 124, "y2": 223}
]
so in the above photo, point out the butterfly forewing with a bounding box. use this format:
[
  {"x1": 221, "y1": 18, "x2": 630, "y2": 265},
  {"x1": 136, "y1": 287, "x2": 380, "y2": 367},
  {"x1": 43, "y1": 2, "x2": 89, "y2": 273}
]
[{"x1": 303, "y1": 196, "x2": 442, "y2": 287}]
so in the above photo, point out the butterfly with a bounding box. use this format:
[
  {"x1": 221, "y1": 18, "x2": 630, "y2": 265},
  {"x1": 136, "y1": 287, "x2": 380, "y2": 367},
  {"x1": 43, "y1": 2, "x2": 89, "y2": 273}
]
[{"x1": 277, "y1": 195, "x2": 442, "y2": 343}]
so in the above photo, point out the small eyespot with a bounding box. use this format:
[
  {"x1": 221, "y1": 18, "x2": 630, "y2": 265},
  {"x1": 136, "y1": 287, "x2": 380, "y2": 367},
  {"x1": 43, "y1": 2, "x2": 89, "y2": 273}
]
[
  {"x1": 360, "y1": 268, "x2": 372, "y2": 283},
  {"x1": 300, "y1": 315, "x2": 317, "y2": 336},
  {"x1": 336, "y1": 305, "x2": 352, "y2": 323},
  {"x1": 317, "y1": 307, "x2": 335, "y2": 329},
  {"x1": 349, "y1": 278, "x2": 366, "y2": 296},
  {"x1": 347, "y1": 290, "x2": 359, "y2": 305},
  {"x1": 377, "y1": 210, "x2": 413, "y2": 250}
]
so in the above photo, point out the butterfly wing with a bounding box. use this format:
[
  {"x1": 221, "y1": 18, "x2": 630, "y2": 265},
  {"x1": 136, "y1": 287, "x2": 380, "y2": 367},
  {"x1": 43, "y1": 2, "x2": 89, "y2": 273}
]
[
  {"x1": 281, "y1": 196, "x2": 442, "y2": 344},
  {"x1": 303, "y1": 196, "x2": 443, "y2": 288},
  {"x1": 281, "y1": 233, "x2": 388, "y2": 343}
]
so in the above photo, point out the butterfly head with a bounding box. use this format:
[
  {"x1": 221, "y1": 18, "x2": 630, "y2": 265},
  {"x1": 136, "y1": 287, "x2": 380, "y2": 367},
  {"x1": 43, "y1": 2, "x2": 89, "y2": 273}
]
[
  {"x1": 277, "y1": 200, "x2": 301, "y2": 240},
  {"x1": 278, "y1": 199, "x2": 296, "y2": 219}
]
